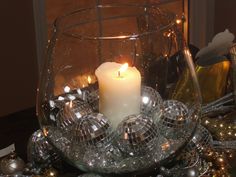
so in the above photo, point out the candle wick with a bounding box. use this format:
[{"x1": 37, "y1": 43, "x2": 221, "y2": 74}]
[{"x1": 118, "y1": 71, "x2": 121, "y2": 77}]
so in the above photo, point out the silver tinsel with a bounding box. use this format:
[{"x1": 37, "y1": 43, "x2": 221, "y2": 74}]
[
  {"x1": 116, "y1": 114, "x2": 158, "y2": 156},
  {"x1": 46, "y1": 127, "x2": 71, "y2": 158}
]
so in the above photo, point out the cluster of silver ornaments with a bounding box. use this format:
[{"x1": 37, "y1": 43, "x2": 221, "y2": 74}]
[{"x1": 40, "y1": 84, "x2": 199, "y2": 173}]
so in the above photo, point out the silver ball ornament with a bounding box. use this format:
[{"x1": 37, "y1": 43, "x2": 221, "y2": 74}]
[
  {"x1": 0, "y1": 153, "x2": 25, "y2": 175},
  {"x1": 159, "y1": 100, "x2": 189, "y2": 139},
  {"x1": 73, "y1": 113, "x2": 113, "y2": 147},
  {"x1": 141, "y1": 86, "x2": 163, "y2": 118},
  {"x1": 117, "y1": 114, "x2": 158, "y2": 156},
  {"x1": 187, "y1": 125, "x2": 213, "y2": 153},
  {"x1": 161, "y1": 100, "x2": 188, "y2": 127},
  {"x1": 186, "y1": 167, "x2": 199, "y2": 177},
  {"x1": 27, "y1": 129, "x2": 61, "y2": 167},
  {"x1": 57, "y1": 100, "x2": 93, "y2": 130}
]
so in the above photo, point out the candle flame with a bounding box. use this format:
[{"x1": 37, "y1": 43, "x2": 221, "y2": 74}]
[
  {"x1": 118, "y1": 63, "x2": 128, "y2": 77},
  {"x1": 87, "y1": 76, "x2": 92, "y2": 84},
  {"x1": 119, "y1": 63, "x2": 128, "y2": 73}
]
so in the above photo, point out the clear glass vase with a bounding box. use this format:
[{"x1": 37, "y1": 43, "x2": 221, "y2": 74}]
[{"x1": 37, "y1": 4, "x2": 201, "y2": 175}]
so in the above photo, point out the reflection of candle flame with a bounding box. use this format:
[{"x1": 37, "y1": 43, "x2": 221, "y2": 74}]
[
  {"x1": 184, "y1": 49, "x2": 192, "y2": 57},
  {"x1": 69, "y1": 100, "x2": 73, "y2": 108},
  {"x1": 176, "y1": 19, "x2": 182, "y2": 24},
  {"x1": 88, "y1": 76, "x2": 92, "y2": 84},
  {"x1": 118, "y1": 63, "x2": 128, "y2": 77},
  {"x1": 65, "y1": 101, "x2": 73, "y2": 108},
  {"x1": 64, "y1": 86, "x2": 70, "y2": 93},
  {"x1": 43, "y1": 129, "x2": 49, "y2": 136},
  {"x1": 161, "y1": 142, "x2": 170, "y2": 151}
]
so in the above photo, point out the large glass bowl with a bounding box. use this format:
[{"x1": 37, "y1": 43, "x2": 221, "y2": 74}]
[{"x1": 37, "y1": 4, "x2": 201, "y2": 175}]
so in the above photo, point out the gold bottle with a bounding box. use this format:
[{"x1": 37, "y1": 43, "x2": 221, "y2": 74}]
[{"x1": 172, "y1": 58, "x2": 230, "y2": 104}]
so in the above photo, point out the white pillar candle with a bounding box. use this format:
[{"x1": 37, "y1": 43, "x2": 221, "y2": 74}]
[{"x1": 95, "y1": 62, "x2": 141, "y2": 128}]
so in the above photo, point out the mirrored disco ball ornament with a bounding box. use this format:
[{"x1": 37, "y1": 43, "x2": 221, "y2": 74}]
[
  {"x1": 141, "y1": 86, "x2": 163, "y2": 120},
  {"x1": 27, "y1": 130, "x2": 61, "y2": 167},
  {"x1": 57, "y1": 100, "x2": 93, "y2": 131},
  {"x1": 159, "y1": 100, "x2": 189, "y2": 139},
  {"x1": 73, "y1": 113, "x2": 113, "y2": 147},
  {"x1": 187, "y1": 125, "x2": 213, "y2": 153},
  {"x1": 117, "y1": 114, "x2": 158, "y2": 156}
]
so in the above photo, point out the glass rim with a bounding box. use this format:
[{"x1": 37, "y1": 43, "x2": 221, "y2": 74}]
[{"x1": 53, "y1": 3, "x2": 177, "y2": 40}]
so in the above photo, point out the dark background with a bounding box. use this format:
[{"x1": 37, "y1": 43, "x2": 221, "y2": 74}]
[{"x1": 0, "y1": 0, "x2": 38, "y2": 117}]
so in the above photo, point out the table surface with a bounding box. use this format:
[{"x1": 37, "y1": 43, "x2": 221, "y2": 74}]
[{"x1": 0, "y1": 108, "x2": 236, "y2": 177}]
